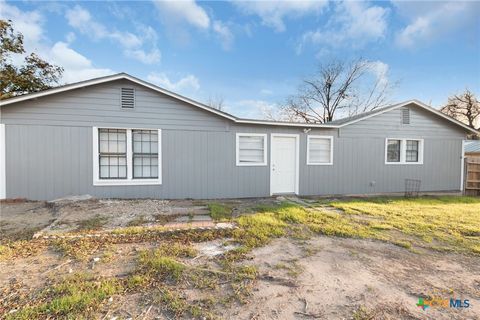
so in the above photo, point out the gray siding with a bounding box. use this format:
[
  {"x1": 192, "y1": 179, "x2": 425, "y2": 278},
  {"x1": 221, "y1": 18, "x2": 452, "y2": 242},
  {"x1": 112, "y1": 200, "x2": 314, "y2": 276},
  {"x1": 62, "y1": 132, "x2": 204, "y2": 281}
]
[
  {"x1": 339, "y1": 105, "x2": 466, "y2": 139},
  {"x1": 1, "y1": 83, "x2": 466, "y2": 200},
  {"x1": 297, "y1": 105, "x2": 465, "y2": 196},
  {"x1": 1, "y1": 80, "x2": 229, "y2": 131}
]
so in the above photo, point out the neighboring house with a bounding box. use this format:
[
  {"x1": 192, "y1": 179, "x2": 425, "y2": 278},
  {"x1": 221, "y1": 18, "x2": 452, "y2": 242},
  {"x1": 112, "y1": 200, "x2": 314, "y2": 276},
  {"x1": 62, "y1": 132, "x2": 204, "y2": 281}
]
[
  {"x1": 0, "y1": 73, "x2": 478, "y2": 201},
  {"x1": 465, "y1": 140, "x2": 480, "y2": 161}
]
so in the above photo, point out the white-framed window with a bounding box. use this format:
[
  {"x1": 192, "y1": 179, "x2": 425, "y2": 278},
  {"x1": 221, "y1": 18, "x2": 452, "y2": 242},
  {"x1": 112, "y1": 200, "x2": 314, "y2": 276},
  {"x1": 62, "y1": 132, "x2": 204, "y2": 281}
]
[
  {"x1": 307, "y1": 135, "x2": 333, "y2": 165},
  {"x1": 385, "y1": 138, "x2": 423, "y2": 164},
  {"x1": 93, "y1": 127, "x2": 161, "y2": 186},
  {"x1": 236, "y1": 133, "x2": 267, "y2": 166}
]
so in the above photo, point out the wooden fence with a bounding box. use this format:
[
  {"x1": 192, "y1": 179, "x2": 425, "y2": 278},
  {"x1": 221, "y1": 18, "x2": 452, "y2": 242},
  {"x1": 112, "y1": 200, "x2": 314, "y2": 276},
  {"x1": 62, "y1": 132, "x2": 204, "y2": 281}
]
[{"x1": 464, "y1": 157, "x2": 480, "y2": 196}]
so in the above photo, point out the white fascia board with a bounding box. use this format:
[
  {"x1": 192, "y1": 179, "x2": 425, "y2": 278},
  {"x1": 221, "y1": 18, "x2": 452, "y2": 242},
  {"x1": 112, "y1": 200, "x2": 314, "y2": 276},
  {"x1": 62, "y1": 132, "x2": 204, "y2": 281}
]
[
  {"x1": 337, "y1": 100, "x2": 479, "y2": 135},
  {"x1": 2, "y1": 76, "x2": 476, "y2": 134}
]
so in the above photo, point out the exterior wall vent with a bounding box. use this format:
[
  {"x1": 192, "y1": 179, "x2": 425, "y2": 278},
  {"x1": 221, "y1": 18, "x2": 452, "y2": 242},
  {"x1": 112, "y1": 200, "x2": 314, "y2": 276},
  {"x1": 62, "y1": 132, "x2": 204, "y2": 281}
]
[
  {"x1": 401, "y1": 108, "x2": 410, "y2": 124},
  {"x1": 121, "y1": 88, "x2": 135, "y2": 108}
]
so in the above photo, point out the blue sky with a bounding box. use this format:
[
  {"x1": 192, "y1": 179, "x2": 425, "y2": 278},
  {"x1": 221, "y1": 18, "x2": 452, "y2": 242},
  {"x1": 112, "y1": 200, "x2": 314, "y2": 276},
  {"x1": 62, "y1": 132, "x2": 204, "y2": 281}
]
[{"x1": 1, "y1": 0, "x2": 479, "y2": 119}]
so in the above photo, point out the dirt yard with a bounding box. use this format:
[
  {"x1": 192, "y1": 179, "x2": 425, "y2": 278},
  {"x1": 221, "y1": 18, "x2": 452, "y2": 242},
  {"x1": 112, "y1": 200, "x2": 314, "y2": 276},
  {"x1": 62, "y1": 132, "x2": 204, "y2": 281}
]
[
  {"x1": 226, "y1": 237, "x2": 480, "y2": 320},
  {"x1": 0, "y1": 197, "x2": 277, "y2": 239},
  {"x1": 1, "y1": 196, "x2": 479, "y2": 319}
]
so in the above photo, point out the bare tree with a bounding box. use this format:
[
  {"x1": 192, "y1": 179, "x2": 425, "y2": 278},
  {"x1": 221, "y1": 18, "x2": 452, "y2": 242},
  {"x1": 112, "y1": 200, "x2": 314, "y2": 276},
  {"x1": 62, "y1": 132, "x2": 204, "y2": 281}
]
[
  {"x1": 281, "y1": 58, "x2": 394, "y2": 123},
  {"x1": 441, "y1": 89, "x2": 479, "y2": 130},
  {"x1": 207, "y1": 94, "x2": 225, "y2": 111}
]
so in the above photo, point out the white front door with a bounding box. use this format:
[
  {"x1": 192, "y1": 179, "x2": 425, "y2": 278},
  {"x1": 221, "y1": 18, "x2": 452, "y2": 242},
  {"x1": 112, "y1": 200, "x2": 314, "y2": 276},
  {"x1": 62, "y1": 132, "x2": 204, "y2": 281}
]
[{"x1": 271, "y1": 134, "x2": 299, "y2": 195}]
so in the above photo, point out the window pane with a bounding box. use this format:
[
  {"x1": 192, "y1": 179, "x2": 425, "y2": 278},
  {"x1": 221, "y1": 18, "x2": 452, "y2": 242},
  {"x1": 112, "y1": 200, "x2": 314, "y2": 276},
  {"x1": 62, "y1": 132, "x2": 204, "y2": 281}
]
[
  {"x1": 99, "y1": 141, "x2": 109, "y2": 153},
  {"x1": 98, "y1": 129, "x2": 127, "y2": 180},
  {"x1": 109, "y1": 166, "x2": 119, "y2": 178},
  {"x1": 142, "y1": 141, "x2": 151, "y2": 153},
  {"x1": 100, "y1": 165, "x2": 109, "y2": 178},
  {"x1": 133, "y1": 141, "x2": 141, "y2": 153},
  {"x1": 134, "y1": 165, "x2": 142, "y2": 178},
  {"x1": 387, "y1": 140, "x2": 401, "y2": 162},
  {"x1": 308, "y1": 138, "x2": 331, "y2": 164},
  {"x1": 406, "y1": 140, "x2": 419, "y2": 162},
  {"x1": 151, "y1": 142, "x2": 158, "y2": 153},
  {"x1": 118, "y1": 166, "x2": 127, "y2": 178},
  {"x1": 238, "y1": 135, "x2": 264, "y2": 164},
  {"x1": 132, "y1": 129, "x2": 159, "y2": 179},
  {"x1": 142, "y1": 166, "x2": 151, "y2": 177},
  {"x1": 151, "y1": 166, "x2": 158, "y2": 178}
]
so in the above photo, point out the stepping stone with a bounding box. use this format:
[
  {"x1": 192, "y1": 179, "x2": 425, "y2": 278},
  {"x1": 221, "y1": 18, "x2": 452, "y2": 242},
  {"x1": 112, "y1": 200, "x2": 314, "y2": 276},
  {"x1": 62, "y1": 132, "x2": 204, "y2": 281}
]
[
  {"x1": 191, "y1": 215, "x2": 212, "y2": 222},
  {"x1": 173, "y1": 216, "x2": 190, "y2": 222}
]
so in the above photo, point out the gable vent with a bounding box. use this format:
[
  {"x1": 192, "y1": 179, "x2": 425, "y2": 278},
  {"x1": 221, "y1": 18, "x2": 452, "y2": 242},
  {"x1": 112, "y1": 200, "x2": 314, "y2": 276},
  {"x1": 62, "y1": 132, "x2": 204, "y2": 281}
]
[
  {"x1": 401, "y1": 108, "x2": 410, "y2": 124},
  {"x1": 121, "y1": 88, "x2": 135, "y2": 108}
]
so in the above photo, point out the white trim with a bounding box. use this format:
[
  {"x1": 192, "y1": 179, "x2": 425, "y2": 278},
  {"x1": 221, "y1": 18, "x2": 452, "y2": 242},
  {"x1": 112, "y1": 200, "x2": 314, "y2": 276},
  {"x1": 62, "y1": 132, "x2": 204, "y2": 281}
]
[
  {"x1": 236, "y1": 133, "x2": 268, "y2": 166},
  {"x1": 234, "y1": 119, "x2": 338, "y2": 128},
  {"x1": 306, "y1": 135, "x2": 334, "y2": 165},
  {"x1": 460, "y1": 140, "x2": 465, "y2": 192},
  {"x1": 0, "y1": 124, "x2": 5, "y2": 199},
  {"x1": 385, "y1": 138, "x2": 424, "y2": 165},
  {"x1": 336, "y1": 100, "x2": 479, "y2": 134},
  {"x1": 1, "y1": 73, "x2": 237, "y2": 121},
  {"x1": 270, "y1": 133, "x2": 300, "y2": 196},
  {"x1": 92, "y1": 126, "x2": 162, "y2": 186},
  {"x1": 1, "y1": 74, "x2": 477, "y2": 134}
]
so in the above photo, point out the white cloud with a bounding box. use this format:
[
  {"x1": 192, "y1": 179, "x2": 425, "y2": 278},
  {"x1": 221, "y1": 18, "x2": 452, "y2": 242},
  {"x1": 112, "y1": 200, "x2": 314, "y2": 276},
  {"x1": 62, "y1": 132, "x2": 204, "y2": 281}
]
[
  {"x1": 297, "y1": 1, "x2": 389, "y2": 53},
  {"x1": 153, "y1": 1, "x2": 234, "y2": 50},
  {"x1": 50, "y1": 42, "x2": 114, "y2": 83},
  {"x1": 125, "y1": 48, "x2": 162, "y2": 65},
  {"x1": 65, "y1": 32, "x2": 76, "y2": 44},
  {"x1": 394, "y1": 1, "x2": 479, "y2": 48},
  {"x1": 213, "y1": 20, "x2": 234, "y2": 50},
  {"x1": 0, "y1": 0, "x2": 44, "y2": 50},
  {"x1": 153, "y1": 0, "x2": 210, "y2": 29},
  {"x1": 0, "y1": 1, "x2": 114, "y2": 83},
  {"x1": 366, "y1": 60, "x2": 389, "y2": 87},
  {"x1": 227, "y1": 99, "x2": 279, "y2": 119},
  {"x1": 65, "y1": 5, "x2": 159, "y2": 63},
  {"x1": 233, "y1": 0, "x2": 328, "y2": 32},
  {"x1": 147, "y1": 72, "x2": 200, "y2": 93},
  {"x1": 65, "y1": 5, "x2": 108, "y2": 38}
]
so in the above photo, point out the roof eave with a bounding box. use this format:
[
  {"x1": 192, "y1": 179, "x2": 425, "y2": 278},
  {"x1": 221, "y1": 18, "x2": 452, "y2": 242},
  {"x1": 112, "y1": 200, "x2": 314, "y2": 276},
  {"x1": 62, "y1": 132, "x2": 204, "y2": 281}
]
[{"x1": 336, "y1": 99, "x2": 479, "y2": 135}]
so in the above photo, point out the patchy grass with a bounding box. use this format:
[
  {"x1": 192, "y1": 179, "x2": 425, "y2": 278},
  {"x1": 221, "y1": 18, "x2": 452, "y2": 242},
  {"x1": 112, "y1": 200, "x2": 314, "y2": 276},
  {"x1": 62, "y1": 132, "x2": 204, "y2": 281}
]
[
  {"x1": 126, "y1": 215, "x2": 148, "y2": 227},
  {"x1": 273, "y1": 260, "x2": 303, "y2": 278},
  {"x1": 327, "y1": 196, "x2": 480, "y2": 254},
  {"x1": 155, "y1": 287, "x2": 215, "y2": 319},
  {"x1": 53, "y1": 237, "x2": 103, "y2": 261},
  {"x1": 76, "y1": 215, "x2": 108, "y2": 231},
  {"x1": 0, "y1": 226, "x2": 45, "y2": 241},
  {"x1": 136, "y1": 243, "x2": 197, "y2": 281},
  {"x1": 6, "y1": 273, "x2": 121, "y2": 320},
  {"x1": 230, "y1": 196, "x2": 480, "y2": 255},
  {"x1": 0, "y1": 240, "x2": 47, "y2": 261},
  {"x1": 110, "y1": 225, "x2": 166, "y2": 235},
  {"x1": 5, "y1": 196, "x2": 477, "y2": 319},
  {"x1": 208, "y1": 202, "x2": 233, "y2": 220},
  {"x1": 138, "y1": 254, "x2": 186, "y2": 281}
]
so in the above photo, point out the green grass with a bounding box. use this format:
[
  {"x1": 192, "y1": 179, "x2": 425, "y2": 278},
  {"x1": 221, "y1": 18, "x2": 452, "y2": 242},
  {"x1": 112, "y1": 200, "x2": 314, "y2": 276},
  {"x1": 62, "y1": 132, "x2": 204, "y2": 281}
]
[
  {"x1": 327, "y1": 196, "x2": 480, "y2": 254},
  {"x1": 208, "y1": 202, "x2": 233, "y2": 220},
  {"x1": 6, "y1": 273, "x2": 121, "y2": 320},
  {"x1": 136, "y1": 243, "x2": 197, "y2": 281},
  {"x1": 231, "y1": 196, "x2": 480, "y2": 255}
]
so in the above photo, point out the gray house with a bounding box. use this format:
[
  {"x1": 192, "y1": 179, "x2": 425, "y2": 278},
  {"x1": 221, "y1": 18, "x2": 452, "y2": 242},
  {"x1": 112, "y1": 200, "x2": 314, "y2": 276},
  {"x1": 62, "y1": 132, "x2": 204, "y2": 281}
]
[{"x1": 0, "y1": 73, "x2": 477, "y2": 201}]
